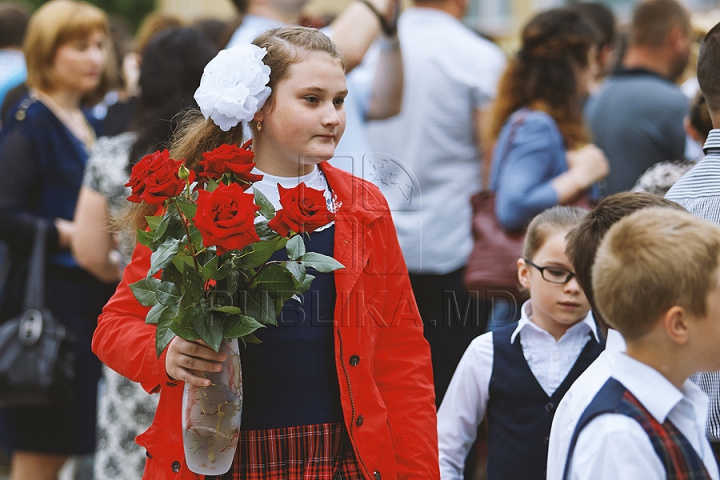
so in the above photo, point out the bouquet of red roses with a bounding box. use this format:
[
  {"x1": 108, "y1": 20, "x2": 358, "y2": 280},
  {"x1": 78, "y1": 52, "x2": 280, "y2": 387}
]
[{"x1": 124, "y1": 141, "x2": 344, "y2": 356}]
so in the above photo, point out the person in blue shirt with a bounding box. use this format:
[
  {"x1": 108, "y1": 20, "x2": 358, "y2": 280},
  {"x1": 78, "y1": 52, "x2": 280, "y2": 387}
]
[
  {"x1": 487, "y1": 8, "x2": 609, "y2": 234},
  {"x1": 0, "y1": 2, "x2": 116, "y2": 479}
]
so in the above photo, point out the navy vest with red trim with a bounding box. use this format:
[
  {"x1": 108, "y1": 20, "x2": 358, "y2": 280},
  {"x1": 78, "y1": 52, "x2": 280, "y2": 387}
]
[
  {"x1": 563, "y1": 378, "x2": 712, "y2": 480},
  {"x1": 486, "y1": 321, "x2": 604, "y2": 479}
]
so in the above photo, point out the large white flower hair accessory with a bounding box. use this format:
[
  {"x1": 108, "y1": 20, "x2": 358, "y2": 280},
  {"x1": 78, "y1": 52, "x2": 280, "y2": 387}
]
[{"x1": 194, "y1": 43, "x2": 272, "y2": 132}]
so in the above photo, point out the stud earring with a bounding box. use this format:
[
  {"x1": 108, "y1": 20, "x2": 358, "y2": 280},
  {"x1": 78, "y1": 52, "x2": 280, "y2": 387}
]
[{"x1": 256, "y1": 121, "x2": 262, "y2": 132}]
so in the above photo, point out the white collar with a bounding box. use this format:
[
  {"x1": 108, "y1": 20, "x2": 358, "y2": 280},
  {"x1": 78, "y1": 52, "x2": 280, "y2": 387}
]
[
  {"x1": 253, "y1": 165, "x2": 321, "y2": 190},
  {"x1": 606, "y1": 328, "x2": 626, "y2": 353},
  {"x1": 510, "y1": 300, "x2": 599, "y2": 344},
  {"x1": 612, "y1": 353, "x2": 708, "y2": 424}
]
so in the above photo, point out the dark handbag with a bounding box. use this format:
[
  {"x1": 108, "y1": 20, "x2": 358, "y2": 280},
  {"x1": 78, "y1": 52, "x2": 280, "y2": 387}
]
[
  {"x1": 464, "y1": 114, "x2": 528, "y2": 298},
  {"x1": 0, "y1": 221, "x2": 75, "y2": 406}
]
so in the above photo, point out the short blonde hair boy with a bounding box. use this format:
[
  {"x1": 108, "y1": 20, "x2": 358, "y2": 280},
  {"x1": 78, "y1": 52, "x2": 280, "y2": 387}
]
[
  {"x1": 24, "y1": 0, "x2": 114, "y2": 106},
  {"x1": 593, "y1": 207, "x2": 720, "y2": 340}
]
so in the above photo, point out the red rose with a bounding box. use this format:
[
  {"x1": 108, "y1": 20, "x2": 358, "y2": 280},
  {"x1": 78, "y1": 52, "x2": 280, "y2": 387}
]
[
  {"x1": 125, "y1": 149, "x2": 171, "y2": 203},
  {"x1": 199, "y1": 143, "x2": 263, "y2": 188},
  {"x1": 125, "y1": 150, "x2": 194, "y2": 204},
  {"x1": 267, "y1": 183, "x2": 335, "y2": 237},
  {"x1": 194, "y1": 183, "x2": 261, "y2": 254}
]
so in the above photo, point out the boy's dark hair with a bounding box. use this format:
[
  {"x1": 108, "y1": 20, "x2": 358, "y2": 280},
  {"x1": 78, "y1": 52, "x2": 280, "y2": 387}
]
[
  {"x1": 630, "y1": 0, "x2": 690, "y2": 48},
  {"x1": 0, "y1": 2, "x2": 29, "y2": 49},
  {"x1": 565, "y1": 192, "x2": 685, "y2": 332},
  {"x1": 698, "y1": 22, "x2": 720, "y2": 113},
  {"x1": 570, "y1": 2, "x2": 616, "y2": 51},
  {"x1": 689, "y1": 92, "x2": 713, "y2": 141}
]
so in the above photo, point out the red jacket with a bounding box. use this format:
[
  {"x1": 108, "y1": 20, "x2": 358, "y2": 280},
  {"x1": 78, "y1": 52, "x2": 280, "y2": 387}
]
[{"x1": 92, "y1": 163, "x2": 440, "y2": 480}]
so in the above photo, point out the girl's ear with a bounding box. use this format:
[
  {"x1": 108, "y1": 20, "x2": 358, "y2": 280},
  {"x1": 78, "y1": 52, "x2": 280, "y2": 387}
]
[
  {"x1": 518, "y1": 258, "x2": 531, "y2": 290},
  {"x1": 253, "y1": 110, "x2": 264, "y2": 124}
]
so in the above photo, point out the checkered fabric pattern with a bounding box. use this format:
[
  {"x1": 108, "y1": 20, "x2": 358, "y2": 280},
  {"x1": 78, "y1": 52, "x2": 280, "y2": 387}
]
[
  {"x1": 224, "y1": 422, "x2": 363, "y2": 479},
  {"x1": 619, "y1": 389, "x2": 712, "y2": 480},
  {"x1": 666, "y1": 130, "x2": 720, "y2": 442}
]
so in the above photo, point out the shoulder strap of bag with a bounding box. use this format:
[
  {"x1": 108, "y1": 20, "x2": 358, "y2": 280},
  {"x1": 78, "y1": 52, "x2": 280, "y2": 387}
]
[
  {"x1": 22, "y1": 220, "x2": 46, "y2": 311},
  {"x1": 484, "y1": 112, "x2": 526, "y2": 191}
]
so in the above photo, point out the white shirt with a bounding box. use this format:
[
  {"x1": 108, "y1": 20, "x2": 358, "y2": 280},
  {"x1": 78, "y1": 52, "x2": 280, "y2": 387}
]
[
  {"x1": 437, "y1": 301, "x2": 598, "y2": 480},
  {"x1": 546, "y1": 329, "x2": 626, "y2": 480},
  {"x1": 568, "y1": 354, "x2": 719, "y2": 480},
  {"x1": 365, "y1": 7, "x2": 506, "y2": 273},
  {"x1": 225, "y1": 14, "x2": 284, "y2": 47}
]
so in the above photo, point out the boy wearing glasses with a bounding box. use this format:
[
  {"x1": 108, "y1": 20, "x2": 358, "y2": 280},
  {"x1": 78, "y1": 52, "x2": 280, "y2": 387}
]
[{"x1": 439, "y1": 206, "x2": 604, "y2": 480}]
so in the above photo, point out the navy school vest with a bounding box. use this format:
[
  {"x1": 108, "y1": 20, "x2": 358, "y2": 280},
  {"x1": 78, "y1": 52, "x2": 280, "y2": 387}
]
[
  {"x1": 486, "y1": 321, "x2": 604, "y2": 479},
  {"x1": 562, "y1": 378, "x2": 712, "y2": 480},
  {"x1": 238, "y1": 226, "x2": 343, "y2": 430}
]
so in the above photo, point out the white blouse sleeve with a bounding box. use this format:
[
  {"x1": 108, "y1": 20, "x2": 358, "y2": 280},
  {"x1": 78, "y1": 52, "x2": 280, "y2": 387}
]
[{"x1": 437, "y1": 332, "x2": 494, "y2": 480}]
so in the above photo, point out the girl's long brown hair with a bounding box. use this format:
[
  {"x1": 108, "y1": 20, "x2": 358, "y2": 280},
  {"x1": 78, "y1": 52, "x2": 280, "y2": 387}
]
[{"x1": 485, "y1": 9, "x2": 597, "y2": 151}]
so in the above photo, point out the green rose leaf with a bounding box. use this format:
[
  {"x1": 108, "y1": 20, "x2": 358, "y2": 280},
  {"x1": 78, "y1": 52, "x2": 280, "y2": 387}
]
[
  {"x1": 169, "y1": 322, "x2": 201, "y2": 342},
  {"x1": 286, "y1": 235, "x2": 306, "y2": 261},
  {"x1": 130, "y1": 277, "x2": 161, "y2": 307},
  {"x1": 251, "y1": 264, "x2": 295, "y2": 295},
  {"x1": 224, "y1": 314, "x2": 265, "y2": 338},
  {"x1": 156, "y1": 281, "x2": 181, "y2": 306},
  {"x1": 146, "y1": 215, "x2": 162, "y2": 232},
  {"x1": 176, "y1": 198, "x2": 197, "y2": 220},
  {"x1": 240, "y1": 333, "x2": 262, "y2": 346},
  {"x1": 211, "y1": 305, "x2": 242, "y2": 315},
  {"x1": 255, "y1": 221, "x2": 277, "y2": 241},
  {"x1": 155, "y1": 317, "x2": 177, "y2": 358},
  {"x1": 202, "y1": 255, "x2": 219, "y2": 283},
  {"x1": 226, "y1": 270, "x2": 240, "y2": 296},
  {"x1": 182, "y1": 265, "x2": 204, "y2": 302},
  {"x1": 161, "y1": 261, "x2": 183, "y2": 286},
  {"x1": 191, "y1": 303, "x2": 223, "y2": 352},
  {"x1": 285, "y1": 260, "x2": 306, "y2": 282},
  {"x1": 297, "y1": 273, "x2": 315, "y2": 294},
  {"x1": 241, "y1": 289, "x2": 277, "y2": 326},
  {"x1": 149, "y1": 237, "x2": 180, "y2": 277},
  {"x1": 170, "y1": 253, "x2": 194, "y2": 273},
  {"x1": 136, "y1": 228, "x2": 155, "y2": 249},
  {"x1": 253, "y1": 189, "x2": 276, "y2": 220},
  {"x1": 145, "y1": 303, "x2": 165, "y2": 325},
  {"x1": 300, "y1": 252, "x2": 345, "y2": 273},
  {"x1": 234, "y1": 241, "x2": 277, "y2": 269}
]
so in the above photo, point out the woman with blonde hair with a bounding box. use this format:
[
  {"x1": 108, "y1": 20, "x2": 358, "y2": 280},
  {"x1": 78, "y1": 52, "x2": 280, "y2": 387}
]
[{"x1": 0, "y1": 1, "x2": 115, "y2": 479}]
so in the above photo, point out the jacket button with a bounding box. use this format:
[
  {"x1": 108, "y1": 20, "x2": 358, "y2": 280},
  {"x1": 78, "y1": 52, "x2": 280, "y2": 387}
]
[
  {"x1": 356, "y1": 415, "x2": 364, "y2": 427},
  {"x1": 545, "y1": 402, "x2": 554, "y2": 412},
  {"x1": 349, "y1": 355, "x2": 360, "y2": 366},
  {"x1": 373, "y1": 471, "x2": 381, "y2": 480},
  {"x1": 544, "y1": 436, "x2": 550, "y2": 446},
  {"x1": 171, "y1": 461, "x2": 181, "y2": 473}
]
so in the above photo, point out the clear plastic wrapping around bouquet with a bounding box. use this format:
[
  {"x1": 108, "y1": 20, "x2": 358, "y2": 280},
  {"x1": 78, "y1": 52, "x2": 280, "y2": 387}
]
[{"x1": 182, "y1": 338, "x2": 242, "y2": 475}]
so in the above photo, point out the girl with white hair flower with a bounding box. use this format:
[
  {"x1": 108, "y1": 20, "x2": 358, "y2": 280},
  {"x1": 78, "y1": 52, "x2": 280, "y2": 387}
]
[{"x1": 93, "y1": 26, "x2": 439, "y2": 480}]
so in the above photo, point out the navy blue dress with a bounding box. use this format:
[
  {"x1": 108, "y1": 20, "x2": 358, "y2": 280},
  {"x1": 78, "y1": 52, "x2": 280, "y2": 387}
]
[{"x1": 0, "y1": 95, "x2": 117, "y2": 454}]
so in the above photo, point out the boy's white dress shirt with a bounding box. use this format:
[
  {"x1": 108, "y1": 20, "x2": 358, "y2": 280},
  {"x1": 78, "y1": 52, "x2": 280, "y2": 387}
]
[
  {"x1": 568, "y1": 354, "x2": 719, "y2": 480},
  {"x1": 437, "y1": 301, "x2": 598, "y2": 479},
  {"x1": 546, "y1": 329, "x2": 626, "y2": 480}
]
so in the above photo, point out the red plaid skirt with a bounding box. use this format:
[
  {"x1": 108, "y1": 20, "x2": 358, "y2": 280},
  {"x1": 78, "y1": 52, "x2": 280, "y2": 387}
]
[{"x1": 222, "y1": 422, "x2": 363, "y2": 479}]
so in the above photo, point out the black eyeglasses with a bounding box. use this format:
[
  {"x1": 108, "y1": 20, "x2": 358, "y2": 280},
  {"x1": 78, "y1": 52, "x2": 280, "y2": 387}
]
[{"x1": 523, "y1": 259, "x2": 577, "y2": 285}]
